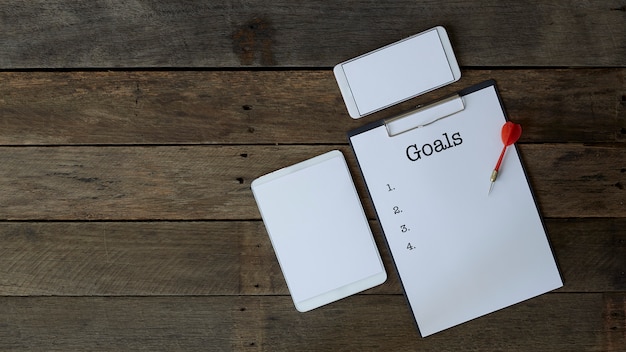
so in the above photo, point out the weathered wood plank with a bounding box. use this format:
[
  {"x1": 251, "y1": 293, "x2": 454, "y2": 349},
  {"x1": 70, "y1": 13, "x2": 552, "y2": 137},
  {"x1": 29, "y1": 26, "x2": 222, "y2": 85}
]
[
  {"x1": 546, "y1": 219, "x2": 626, "y2": 293},
  {"x1": 0, "y1": 145, "x2": 623, "y2": 220},
  {"x1": 0, "y1": 222, "x2": 250, "y2": 296},
  {"x1": 0, "y1": 219, "x2": 622, "y2": 296},
  {"x1": 1, "y1": 1, "x2": 625, "y2": 68},
  {"x1": 0, "y1": 69, "x2": 623, "y2": 145},
  {"x1": 525, "y1": 144, "x2": 626, "y2": 218},
  {"x1": 0, "y1": 294, "x2": 622, "y2": 351}
]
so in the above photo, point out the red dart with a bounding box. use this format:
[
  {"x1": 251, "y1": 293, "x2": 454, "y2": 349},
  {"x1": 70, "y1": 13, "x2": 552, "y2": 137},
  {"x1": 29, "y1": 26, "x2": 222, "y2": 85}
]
[{"x1": 489, "y1": 121, "x2": 522, "y2": 195}]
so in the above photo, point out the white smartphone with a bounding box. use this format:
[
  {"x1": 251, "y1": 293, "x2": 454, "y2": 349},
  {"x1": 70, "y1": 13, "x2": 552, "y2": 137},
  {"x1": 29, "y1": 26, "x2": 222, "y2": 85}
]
[{"x1": 334, "y1": 26, "x2": 461, "y2": 119}]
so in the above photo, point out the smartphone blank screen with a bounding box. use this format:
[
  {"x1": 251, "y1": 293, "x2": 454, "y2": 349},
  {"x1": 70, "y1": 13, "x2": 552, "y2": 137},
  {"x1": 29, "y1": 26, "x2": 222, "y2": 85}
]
[{"x1": 341, "y1": 29, "x2": 455, "y2": 116}]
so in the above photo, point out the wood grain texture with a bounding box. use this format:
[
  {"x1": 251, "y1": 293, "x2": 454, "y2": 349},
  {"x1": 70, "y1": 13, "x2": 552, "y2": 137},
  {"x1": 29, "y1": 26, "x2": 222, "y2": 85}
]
[
  {"x1": 1, "y1": 1, "x2": 625, "y2": 68},
  {"x1": 0, "y1": 219, "x2": 623, "y2": 296},
  {"x1": 0, "y1": 294, "x2": 622, "y2": 351},
  {"x1": 0, "y1": 69, "x2": 624, "y2": 145},
  {"x1": 0, "y1": 2, "x2": 623, "y2": 350},
  {"x1": 0, "y1": 145, "x2": 623, "y2": 220}
]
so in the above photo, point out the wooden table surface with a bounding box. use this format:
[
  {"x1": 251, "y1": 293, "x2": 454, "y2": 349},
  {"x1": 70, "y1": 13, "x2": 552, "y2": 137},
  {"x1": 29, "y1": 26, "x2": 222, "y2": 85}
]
[{"x1": 0, "y1": 1, "x2": 624, "y2": 351}]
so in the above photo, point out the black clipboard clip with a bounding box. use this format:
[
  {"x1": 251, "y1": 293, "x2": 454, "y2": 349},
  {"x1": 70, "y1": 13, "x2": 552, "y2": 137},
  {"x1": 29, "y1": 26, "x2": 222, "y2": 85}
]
[{"x1": 383, "y1": 94, "x2": 465, "y2": 137}]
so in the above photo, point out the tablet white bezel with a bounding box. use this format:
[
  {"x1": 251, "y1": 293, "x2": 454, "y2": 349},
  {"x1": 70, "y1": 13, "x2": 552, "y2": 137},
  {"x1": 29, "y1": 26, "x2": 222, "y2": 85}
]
[
  {"x1": 251, "y1": 150, "x2": 387, "y2": 312},
  {"x1": 334, "y1": 26, "x2": 461, "y2": 119}
]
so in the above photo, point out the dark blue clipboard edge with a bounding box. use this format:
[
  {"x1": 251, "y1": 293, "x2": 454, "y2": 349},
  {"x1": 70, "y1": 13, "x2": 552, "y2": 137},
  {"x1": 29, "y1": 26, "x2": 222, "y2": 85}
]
[{"x1": 346, "y1": 79, "x2": 562, "y2": 336}]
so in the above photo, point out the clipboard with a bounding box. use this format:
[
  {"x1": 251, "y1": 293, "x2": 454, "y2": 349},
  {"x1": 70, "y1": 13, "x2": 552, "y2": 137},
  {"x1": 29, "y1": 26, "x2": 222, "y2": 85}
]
[{"x1": 348, "y1": 80, "x2": 563, "y2": 337}]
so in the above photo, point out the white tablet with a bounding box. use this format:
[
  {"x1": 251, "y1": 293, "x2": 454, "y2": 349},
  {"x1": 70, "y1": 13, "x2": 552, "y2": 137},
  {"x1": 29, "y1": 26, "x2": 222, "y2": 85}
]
[
  {"x1": 334, "y1": 26, "x2": 461, "y2": 119},
  {"x1": 251, "y1": 150, "x2": 386, "y2": 312}
]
